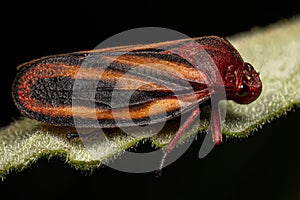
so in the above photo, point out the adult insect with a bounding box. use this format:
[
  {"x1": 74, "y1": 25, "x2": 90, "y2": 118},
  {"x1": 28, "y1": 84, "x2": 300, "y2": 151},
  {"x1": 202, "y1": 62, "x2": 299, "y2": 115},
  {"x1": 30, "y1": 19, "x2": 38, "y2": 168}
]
[{"x1": 12, "y1": 36, "x2": 262, "y2": 152}]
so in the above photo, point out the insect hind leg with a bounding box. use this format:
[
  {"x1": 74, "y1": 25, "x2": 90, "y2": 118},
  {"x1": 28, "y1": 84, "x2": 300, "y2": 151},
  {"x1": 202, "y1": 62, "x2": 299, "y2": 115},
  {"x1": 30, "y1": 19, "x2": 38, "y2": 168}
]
[{"x1": 159, "y1": 108, "x2": 201, "y2": 170}]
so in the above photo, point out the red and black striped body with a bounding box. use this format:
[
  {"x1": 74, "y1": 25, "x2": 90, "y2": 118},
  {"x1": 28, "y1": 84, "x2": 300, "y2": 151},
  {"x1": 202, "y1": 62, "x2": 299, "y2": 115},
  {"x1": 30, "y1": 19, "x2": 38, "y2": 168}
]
[{"x1": 12, "y1": 36, "x2": 262, "y2": 129}]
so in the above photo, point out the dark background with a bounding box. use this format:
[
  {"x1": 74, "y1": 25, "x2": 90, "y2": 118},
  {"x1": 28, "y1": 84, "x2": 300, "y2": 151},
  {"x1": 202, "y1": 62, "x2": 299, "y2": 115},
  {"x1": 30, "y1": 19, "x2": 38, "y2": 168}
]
[{"x1": 1, "y1": 1, "x2": 300, "y2": 199}]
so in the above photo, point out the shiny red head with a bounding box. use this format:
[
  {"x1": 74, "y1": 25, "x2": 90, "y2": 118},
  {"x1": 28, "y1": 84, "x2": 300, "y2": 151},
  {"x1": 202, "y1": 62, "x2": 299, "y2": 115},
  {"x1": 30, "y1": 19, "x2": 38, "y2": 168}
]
[
  {"x1": 199, "y1": 36, "x2": 262, "y2": 105},
  {"x1": 231, "y1": 62, "x2": 262, "y2": 104}
]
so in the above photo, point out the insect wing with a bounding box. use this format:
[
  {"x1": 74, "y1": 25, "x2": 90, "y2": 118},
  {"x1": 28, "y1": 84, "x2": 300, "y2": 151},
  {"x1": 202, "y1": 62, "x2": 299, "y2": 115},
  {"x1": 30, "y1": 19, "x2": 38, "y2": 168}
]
[{"x1": 13, "y1": 38, "x2": 212, "y2": 127}]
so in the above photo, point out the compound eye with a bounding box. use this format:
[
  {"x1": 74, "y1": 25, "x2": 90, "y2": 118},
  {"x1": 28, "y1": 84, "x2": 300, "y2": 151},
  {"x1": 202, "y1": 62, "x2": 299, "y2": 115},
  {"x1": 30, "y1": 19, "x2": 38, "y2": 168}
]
[
  {"x1": 239, "y1": 84, "x2": 250, "y2": 96},
  {"x1": 244, "y1": 62, "x2": 253, "y2": 70}
]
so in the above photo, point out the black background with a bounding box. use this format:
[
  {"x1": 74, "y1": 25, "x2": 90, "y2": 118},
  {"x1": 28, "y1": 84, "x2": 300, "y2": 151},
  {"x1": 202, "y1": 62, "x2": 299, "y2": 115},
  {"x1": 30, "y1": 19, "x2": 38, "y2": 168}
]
[{"x1": 1, "y1": 1, "x2": 300, "y2": 199}]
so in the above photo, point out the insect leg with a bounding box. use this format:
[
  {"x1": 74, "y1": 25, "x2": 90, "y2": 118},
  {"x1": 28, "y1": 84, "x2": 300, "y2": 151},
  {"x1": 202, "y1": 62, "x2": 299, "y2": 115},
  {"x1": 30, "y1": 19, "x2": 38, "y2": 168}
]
[
  {"x1": 164, "y1": 107, "x2": 201, "y2": 153},
  {"x1": 210, "y1": 106, "x2": 222, "y2": 145},
  {"x1": 159, "y1": 108, "x2": 200, "y2": 170}
]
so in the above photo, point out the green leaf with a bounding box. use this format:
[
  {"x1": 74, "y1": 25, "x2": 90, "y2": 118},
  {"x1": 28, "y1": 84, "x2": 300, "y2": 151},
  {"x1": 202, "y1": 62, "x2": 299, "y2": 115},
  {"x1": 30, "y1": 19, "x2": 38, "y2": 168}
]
[
  {"x1": 1, "y1": 16, "x2": 300, "y2": 178},
  {"x1": 224, "y1": 17, "x2": 300, "y2": 137}
]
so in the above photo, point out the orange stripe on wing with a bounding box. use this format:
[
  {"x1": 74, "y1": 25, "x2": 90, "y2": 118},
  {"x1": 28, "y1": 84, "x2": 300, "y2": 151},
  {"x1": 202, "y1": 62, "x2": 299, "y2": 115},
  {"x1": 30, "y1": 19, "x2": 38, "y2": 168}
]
[
  {"x1": 103, "y1": 54, "x2": 209, "y2": 84},
  {"x1": 28, "y1": 90, "x2": 209, "y2": 120}
]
